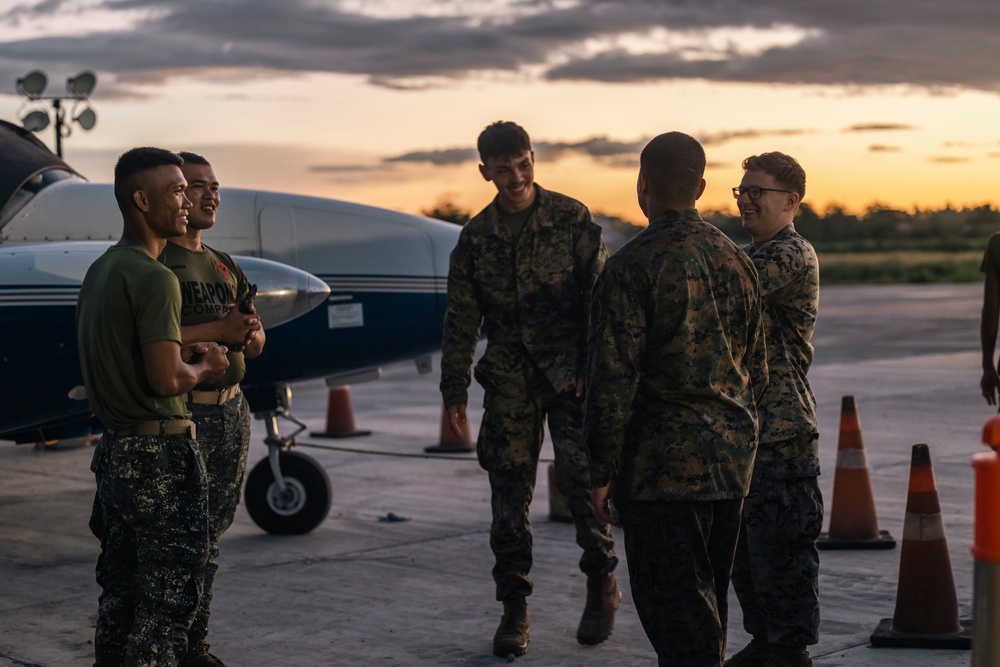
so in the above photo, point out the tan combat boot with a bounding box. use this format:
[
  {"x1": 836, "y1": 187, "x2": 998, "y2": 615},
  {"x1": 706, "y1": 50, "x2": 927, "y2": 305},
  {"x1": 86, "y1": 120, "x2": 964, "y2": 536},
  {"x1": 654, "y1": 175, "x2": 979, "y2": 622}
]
[
  {"x1": 493, "y1": 597, "x2": 530, "y2": 657},
  {"x1": 576, "y1": 572, "x2": 621, "y2": 645}
]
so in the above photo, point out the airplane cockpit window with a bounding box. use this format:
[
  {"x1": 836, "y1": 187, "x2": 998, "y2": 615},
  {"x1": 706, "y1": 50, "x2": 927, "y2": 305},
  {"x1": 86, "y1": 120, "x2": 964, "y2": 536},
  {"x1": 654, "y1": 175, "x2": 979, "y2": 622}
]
[{"x1": 0, "y1": 169, "x2": 77, "y2": 229}]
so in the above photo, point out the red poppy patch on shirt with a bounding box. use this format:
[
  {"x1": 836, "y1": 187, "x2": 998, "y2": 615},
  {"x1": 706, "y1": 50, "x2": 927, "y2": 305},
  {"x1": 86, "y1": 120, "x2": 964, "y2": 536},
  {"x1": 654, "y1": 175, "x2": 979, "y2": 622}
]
[{"x1": 214, "y1": 260, "x2": 231, "y2": 281}]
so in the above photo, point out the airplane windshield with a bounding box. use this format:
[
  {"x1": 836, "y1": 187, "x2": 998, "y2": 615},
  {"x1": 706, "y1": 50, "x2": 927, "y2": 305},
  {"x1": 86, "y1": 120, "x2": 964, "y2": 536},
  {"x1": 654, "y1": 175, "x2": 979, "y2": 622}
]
[{"x1": 0, "y1": 169, "x2": 77, "y2": 230}]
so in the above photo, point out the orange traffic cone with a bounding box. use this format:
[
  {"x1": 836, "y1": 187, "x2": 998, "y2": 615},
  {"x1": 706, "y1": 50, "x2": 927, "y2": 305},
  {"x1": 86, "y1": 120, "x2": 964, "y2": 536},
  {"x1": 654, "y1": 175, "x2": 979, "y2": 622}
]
[
  {"x1": 310, "y1": 386, "x2": 372, "y2": 438},
  {"x1": 870, "y1": 444, "x2": 972, "y2": 648},
  {"x1": 424, "y1": 404, "x2": 475, "y2": 453},
  {"x1": 972, "y1": 419, "x2": 1000, "y2": 664},
  {"x1": 818, "y1": 395, "x2": 895, "y2": 549}
]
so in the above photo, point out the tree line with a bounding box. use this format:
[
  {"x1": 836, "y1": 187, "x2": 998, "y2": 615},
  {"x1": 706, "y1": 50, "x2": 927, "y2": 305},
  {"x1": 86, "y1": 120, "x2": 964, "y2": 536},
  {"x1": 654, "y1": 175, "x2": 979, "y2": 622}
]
[{"x1": 424, "y1": 199, "x2": 1000, "y2": 283}]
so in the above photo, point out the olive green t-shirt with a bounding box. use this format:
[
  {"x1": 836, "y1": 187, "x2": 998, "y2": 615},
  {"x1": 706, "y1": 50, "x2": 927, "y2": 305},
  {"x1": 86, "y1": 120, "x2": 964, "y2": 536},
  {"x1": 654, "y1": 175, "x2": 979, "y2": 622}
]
[
  {"x1": 159, "y1": 241, "x2": 249, "y2": 389},
  {"x1": 76, "y1": 245, "x2": 189, "y2": 431}
]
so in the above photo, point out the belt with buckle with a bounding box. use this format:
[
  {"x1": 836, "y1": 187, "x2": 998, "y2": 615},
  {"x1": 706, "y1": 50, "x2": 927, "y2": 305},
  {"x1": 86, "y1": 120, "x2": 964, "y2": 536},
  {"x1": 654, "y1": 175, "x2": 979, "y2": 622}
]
[
  {"x1": 188, "y1": 384, "x2": 240, "y2": 405},
  {"x1": 113, "y1": 419, "x2": 197, "y2": 439}
]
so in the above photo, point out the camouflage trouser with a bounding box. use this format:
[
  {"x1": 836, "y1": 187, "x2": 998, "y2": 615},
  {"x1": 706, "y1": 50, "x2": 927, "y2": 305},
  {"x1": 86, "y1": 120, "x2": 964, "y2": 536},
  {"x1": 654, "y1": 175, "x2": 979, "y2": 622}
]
[
  {"x1": 186, "y1": 392, "x2": 251, "y2": 647},
  {"x1": 477, "y1": 367, "x2": 617, "y2": 602},
  {"x1": 90, "y1": 431, "x2": 210, "y2": 667},
  {"x1": 621, "y1": 498, "x2": 743, "y2": 667},
  {"x1": 730, "y1": 439, "x2": 823, "y2": 647}
]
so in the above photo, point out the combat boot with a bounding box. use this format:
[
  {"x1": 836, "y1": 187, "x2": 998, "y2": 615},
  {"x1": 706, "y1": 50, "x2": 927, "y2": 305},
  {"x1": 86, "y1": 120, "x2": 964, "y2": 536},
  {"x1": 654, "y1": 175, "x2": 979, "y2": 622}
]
[
  {"x1": 493, "y1": 597, "x2": 530, "y2": 657},
  {"x1": 576, "y1": 572, "x2": 622, "y2": 645},
  {"x1": 178, "y1": 615, "x2": 228, "y2": 667},
  {"x1": 723, "y1": 637, "x2": 772, "y2": 667},
  {"x1": 763, "y1": 646, "x2": 813, "y2": 667}
]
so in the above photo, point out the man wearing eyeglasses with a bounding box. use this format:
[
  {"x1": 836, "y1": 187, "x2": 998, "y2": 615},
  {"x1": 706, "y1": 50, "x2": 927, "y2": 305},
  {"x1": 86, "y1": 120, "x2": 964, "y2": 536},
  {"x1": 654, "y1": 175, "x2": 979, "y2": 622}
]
[{"x1": 726, "y1": 153, "x2": 821, "y2": 667}]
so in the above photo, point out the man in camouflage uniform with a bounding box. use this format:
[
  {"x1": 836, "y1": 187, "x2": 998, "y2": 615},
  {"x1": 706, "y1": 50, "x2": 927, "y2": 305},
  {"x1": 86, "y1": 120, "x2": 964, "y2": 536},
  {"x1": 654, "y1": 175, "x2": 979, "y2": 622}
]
[
  {"x1": 78, "y1": 147, "x2": 230, "y2": 666},
  {"x1": 725, "y1": 153, "x2": 822, "y2": 667},
  {"x1": 440, "y1": 121, "x2": 619, "y2": 658},
  {"x1": 159, "y1": 152, "x2": 265, "y2": 667},
  {"x1": 586, "y1": 131, "x2": 767, "y2": 667}
]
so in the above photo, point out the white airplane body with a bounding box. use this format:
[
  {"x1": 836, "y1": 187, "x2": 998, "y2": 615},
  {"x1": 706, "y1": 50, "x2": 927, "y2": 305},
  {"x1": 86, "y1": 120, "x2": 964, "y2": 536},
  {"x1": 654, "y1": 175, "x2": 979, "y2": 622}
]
[{"x1": 0, "y1": 120, "x2": 461, "y2": 534}]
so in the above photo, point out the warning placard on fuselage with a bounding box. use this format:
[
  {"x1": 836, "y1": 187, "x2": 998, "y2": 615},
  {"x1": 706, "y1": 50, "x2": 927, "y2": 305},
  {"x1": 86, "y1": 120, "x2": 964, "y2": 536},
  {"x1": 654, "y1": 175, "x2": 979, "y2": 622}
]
[{"x1": 328, "y1": 303, "x2": 364, "y2": 329}]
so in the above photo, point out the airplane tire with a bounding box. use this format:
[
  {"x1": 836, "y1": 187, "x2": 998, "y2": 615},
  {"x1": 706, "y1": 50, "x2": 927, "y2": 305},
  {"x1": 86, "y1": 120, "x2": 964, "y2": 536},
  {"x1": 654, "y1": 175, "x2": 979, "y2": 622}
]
[{"x1": 244, "y1": 451, "x2": 332, "y2": 535}]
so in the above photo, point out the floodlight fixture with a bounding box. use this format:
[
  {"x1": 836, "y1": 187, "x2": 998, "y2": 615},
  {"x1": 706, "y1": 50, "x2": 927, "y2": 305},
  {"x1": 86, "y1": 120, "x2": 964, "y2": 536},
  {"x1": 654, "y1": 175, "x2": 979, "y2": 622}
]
[
  {"x1": 22, "y1": 109, "x2": 51, "y2": 132},
  {"x1": 16, "y1": 70, "x2": 48, "y2": 99},
  {"x1": 67, "y1": 71, "x2": 97, "y2": 98},
  {"x1": 15, "y1": 69, "x2": 99, "y2": 157},
  {"x1": 75, "y1": 107, "x2": 97, "y2": 131}
]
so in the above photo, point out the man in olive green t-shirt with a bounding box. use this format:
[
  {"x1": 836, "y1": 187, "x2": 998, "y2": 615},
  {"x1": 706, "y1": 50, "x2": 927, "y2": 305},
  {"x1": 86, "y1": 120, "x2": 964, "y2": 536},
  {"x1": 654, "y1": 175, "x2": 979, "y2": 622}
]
[
  {"x1": 159, "y1": 152, "x2": 264, "y2": 667},
  {"x1": 78, "y1": 147, "x2": 229, "y2": 666}
]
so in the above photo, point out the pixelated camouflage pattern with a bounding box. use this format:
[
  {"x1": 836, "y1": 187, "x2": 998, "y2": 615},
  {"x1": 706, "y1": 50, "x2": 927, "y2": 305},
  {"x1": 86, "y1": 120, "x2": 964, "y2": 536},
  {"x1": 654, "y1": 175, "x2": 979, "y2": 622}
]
[
  {"x1": 739, "y1": 225, "x2": 819, "y2": 452},
  {"x1": 479, "y1": 358, "x2": 617, "y2": 601},
  {"x1": 90, "y1": 431, "x2": 209, "y2": 666},
  {"x1": 622, "y1": 498, "x2": 743, "y2": 666},
  {"x1": 440, "y1": 184, "x2": 607, "y2": 407},
  {"x1": 184, "y1": 392, "x2": 251, "y2": 653},
  {"x1": 585, "y1": 209, "x2": 767, "y2": 502},
  {"x1": 730, "y1": 444, "x2": 823, "y2": 647}
]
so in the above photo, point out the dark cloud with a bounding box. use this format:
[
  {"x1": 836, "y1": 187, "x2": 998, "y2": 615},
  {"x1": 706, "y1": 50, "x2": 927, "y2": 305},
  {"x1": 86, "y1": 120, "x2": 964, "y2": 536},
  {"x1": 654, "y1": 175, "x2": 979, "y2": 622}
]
[
  {"x1": 1, "y1": 0, "x2": 998, "y2": 94},
  {"x1": 868, "y1": 144, "x2": 902, "y2": 153},
  {"x1": 385, "y1": 148, "x2": 478, "y2": 165},
  {"x1": 845, "y1": 123, "x2": 916, "y2": 132},
  {"x1": 928, "y1": 156, "x2": 970, "y2": 164},
  {"x1": 308, "y1": 164, "x2": 388, "y2": 173},
  {"x1": 380, "y1": 129, "x2": 812, "y2": 168}
]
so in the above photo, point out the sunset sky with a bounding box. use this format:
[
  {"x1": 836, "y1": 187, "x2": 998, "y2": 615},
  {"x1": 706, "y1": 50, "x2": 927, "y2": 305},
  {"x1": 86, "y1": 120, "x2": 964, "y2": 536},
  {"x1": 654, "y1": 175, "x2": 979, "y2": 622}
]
[{"x1": 1, "y1": 0, "x2": 998, "y2": 225}]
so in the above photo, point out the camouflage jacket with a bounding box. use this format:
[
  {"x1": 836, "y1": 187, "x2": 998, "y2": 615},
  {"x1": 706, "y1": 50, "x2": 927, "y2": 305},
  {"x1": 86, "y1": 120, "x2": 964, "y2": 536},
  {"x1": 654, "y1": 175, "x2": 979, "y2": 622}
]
[
  {"x1": 585, "y1": 209, "x2": 767, "y2": 502},
  {"x1": 440, "y1": 185, "x2": 607, "y2": 406},
  {"x1": 740, "y1": 225, "x2": 819, "y2": 459}
]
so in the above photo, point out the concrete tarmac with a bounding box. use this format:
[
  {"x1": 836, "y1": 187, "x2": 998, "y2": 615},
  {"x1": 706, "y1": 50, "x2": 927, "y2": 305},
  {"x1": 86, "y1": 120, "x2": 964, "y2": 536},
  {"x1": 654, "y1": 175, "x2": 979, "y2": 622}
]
[{"x1": 0, "y1": 283, "x2": 990, "y2": 666}]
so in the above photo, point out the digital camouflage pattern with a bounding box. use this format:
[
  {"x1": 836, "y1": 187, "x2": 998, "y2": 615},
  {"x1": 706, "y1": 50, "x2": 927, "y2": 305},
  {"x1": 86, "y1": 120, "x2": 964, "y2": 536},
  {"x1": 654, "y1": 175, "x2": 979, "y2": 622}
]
[
  {"x1": 440, "y1": 184, "x2": 607, "y2": 407},
  {"x1": 731, "y1": 442, "x2": 823, "y2": 647},
  {"x1": 90, "y1": 431, "x2": 209, "y2": 666},
  {"x1": 480, "y1": 359, "x2": 616, "y2": 600},
  {"x1": 439, "y1": 184, "x2": 615, "y2": 602},
  {"x1": 739, "y1": 225, "x2": 819, "y2": 455},
  {"x1": 623, "y1": 499, "x2": 743, "y2": 666},
  {"x1": 185, "y1": 393, "x2": 251, "y2": 653},
  {"x1": 731, "y1": 224, "x2": 822, "y2": 649},
  {"x1": 585, "y1": 209, "x2": 767, "y2": 503}
]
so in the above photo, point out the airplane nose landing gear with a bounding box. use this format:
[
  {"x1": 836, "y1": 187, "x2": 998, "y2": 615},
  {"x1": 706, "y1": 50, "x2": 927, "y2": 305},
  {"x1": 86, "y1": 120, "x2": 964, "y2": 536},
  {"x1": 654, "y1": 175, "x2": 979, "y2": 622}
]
[{"x1": 245, "y1": 385, "x2": 332, "y2": 535}]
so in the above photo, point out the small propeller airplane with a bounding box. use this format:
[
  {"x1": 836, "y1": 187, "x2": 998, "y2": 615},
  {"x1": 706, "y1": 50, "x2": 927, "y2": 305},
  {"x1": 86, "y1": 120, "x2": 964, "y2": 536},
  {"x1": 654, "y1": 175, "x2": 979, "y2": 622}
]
[{"x1": 0, "y1": 120, "x2": 461, "y2": 535}]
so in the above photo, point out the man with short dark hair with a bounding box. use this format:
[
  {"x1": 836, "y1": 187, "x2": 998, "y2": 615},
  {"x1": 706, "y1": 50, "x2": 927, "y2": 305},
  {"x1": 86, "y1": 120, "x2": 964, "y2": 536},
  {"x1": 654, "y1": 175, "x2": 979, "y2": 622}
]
[
  {"x1": 79, "y1": 146, "x2": 230, "y2": 665},
  {"x1": 159, "y1": 151, "x2": 264, "y2": 667},
  {"x1": 586, "y1": 131, "x2": 767, "y2": 666},
  {"x1": 726, "y1": 152, "x2": 822, "y2": 667},
  {"x1": 440, "y1": 121, "x2": 619, "y2": 658}
]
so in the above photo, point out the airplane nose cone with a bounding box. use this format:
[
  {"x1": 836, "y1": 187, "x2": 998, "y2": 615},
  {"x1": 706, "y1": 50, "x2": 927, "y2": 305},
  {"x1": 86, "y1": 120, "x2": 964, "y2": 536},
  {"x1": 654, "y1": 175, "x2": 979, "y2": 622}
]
[{"x1": 235, "y1": 255, "x2": 331, "y2": 328}]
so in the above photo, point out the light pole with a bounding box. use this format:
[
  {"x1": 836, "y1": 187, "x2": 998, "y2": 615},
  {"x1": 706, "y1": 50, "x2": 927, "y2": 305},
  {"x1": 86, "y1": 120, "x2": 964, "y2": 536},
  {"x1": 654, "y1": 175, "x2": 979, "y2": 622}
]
[{"x1": 16, "y1": 70, "x2": 98, "y2": 158}]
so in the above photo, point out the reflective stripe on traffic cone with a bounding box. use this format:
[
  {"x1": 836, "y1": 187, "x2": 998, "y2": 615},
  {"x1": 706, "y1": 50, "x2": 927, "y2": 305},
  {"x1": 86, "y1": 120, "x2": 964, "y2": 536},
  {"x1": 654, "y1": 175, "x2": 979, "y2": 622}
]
[
  {"x1": 871, "y1": 444, "x2": 972, "y2": 649},
  {"x1": 310, "y1": 386, "x2": 372, "y2": 438},
  {"x1": 818, "y1": 395, "x2": 895, "y2": 550},
  {"x1": 424, "y1": 404, "x2": 475, "y2": 453}
]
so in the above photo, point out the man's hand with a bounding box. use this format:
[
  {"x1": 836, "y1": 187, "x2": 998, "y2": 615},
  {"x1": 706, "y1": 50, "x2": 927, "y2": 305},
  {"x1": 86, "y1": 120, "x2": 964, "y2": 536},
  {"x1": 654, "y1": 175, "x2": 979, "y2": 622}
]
[
  {"x1": 199, "y1": 342, "x2": 230, "y2": 384},
  {"x1": 575, "y1": 377, "x2": 585, "y2": 398},
  {"x1": 447, "y1": 404, "x2": 468, "y2": 439},
  {"x1": 591, "y1": 482, "x2": 621, "y2": 528},
  {"x1": 982, "y1": 368, "x2": 1000, "y2": 406},
  {"x1": 219, "y1": 302, "x2": 260, "y2": 346}
]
